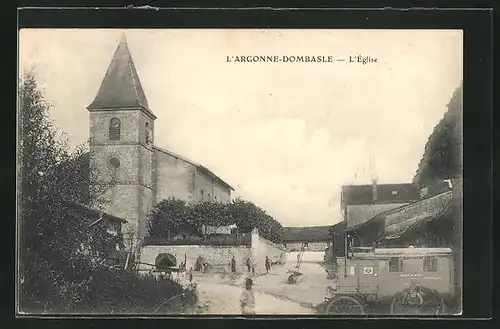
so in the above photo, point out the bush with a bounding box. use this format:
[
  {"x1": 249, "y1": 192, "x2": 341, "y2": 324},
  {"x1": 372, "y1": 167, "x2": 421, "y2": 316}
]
[
  {"x1": 147, "y1": 197, "x2": 284, "y2": 244},
  {"x1": 76, "y1": 266, "x2": 197, "y2": 314},
  {"x1": 18, "y1": 70, "x2": 197, "y2": 314}
]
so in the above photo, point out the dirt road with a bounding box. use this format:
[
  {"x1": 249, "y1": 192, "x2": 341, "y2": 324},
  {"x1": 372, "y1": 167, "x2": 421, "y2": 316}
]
[{"x1": 195, "y1": 279, "x2": 314, "y2": 315}]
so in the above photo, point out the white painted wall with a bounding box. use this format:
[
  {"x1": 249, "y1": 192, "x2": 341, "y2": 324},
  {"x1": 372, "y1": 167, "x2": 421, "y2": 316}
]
[
  {"x1": 251, "y1": 228, "x2": 286, "y2": 274},
  {"x1": 139, "y1": 229, "x2": 287, "y2": 274},
  {"x1": 287, "y1": 251, "x2": 326, "y2": 264}
]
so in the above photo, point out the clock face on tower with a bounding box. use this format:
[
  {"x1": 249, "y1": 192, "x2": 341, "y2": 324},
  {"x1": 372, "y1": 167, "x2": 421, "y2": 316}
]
[{"x1": 109, "y1": 157, "x2": 121, "y2": 169}]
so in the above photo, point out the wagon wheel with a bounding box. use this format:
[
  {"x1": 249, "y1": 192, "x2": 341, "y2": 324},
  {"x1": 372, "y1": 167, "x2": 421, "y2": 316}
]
[
  {"x1": 287, "y1": 272, "x2": 302, "y2": 284},
  {"x1": 418, "y1": 287, "x2": 446, "y2": 315},
  {"x1": 325, "y1": 296, "x2": 365, "y2": 315},
  {"x1": 390, "y1": 292, "x2": 411, "y2": 315},
  {"x1": 390, "y1": 288, "x2": 446, "y2": 315}
]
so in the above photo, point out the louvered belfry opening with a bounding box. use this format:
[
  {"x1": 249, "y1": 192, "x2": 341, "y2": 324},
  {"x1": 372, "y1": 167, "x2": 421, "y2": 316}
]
[{"x1": 109, "y1": 118, "x2": 121, "y2": 140}]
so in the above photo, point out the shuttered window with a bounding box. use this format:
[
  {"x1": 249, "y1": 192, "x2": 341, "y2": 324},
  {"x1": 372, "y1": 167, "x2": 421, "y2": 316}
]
[{"x1": 109, "y1": 118, "x2": 121, "y2": 140}]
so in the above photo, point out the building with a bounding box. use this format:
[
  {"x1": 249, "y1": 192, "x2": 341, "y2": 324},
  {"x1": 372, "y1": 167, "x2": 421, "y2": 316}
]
[
  {"x1": 341, "y1": 180, "x2": 421, "y2": 229},
  {"x1": 343, "y1": 180, "x2": 455, "y2": 249},
  {"x1": 86, "y1": 36, "x2": 233, "y2": 250},
  {"x1": 69, "y1": 202, "x2": 127, "y2": 237},
  {"x1": 69, "y1": 202, "x2": 129, "y2": 267},
  {"x1": 375, "y1": 188, "x2": 454, "y2": 247},
  {"x1": 283, "y1": 226, "x2": 333, "y2": 251}
]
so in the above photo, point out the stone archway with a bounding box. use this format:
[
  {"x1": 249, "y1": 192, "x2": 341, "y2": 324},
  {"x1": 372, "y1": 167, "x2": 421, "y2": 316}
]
[{"x1": 155, "y1": 253, "x2": 177, "y2": 270}]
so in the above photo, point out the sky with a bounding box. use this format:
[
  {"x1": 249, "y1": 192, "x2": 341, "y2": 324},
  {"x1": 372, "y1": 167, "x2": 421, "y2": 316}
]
[{"x1": 18, "y1": 29, "x2": 463, "y2": 227}]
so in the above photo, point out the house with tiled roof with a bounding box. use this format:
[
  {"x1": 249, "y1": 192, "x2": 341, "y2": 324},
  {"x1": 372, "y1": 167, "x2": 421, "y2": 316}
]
[
  {"x1": 283, "y1": 222, "x2": 346, "y2": 252},
  {"x1": 341, "y1": 180, "x2": 421, "y2": 230},
  {"x1": 86, "y1": 35, "x2": 233, "y2": 250}
]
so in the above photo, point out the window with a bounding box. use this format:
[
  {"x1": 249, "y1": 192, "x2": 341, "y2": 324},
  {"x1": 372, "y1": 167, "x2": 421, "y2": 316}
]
[
  {"x1": 389, "y1": 257, "x2": 403, "y2": 272},
  {"x1": 109, "y1": 157, "x2": 121, "y2": 169},
  {"x1": 423, "y1": 256, "x2": 438, "y2": 272},
  {"x1": 109, "y1": 118, "x2": 121, "y2": 140},
  {"x1": 145, "y1": 122, "x2": 150, "y2": 144},
  {"x1": 200, "y1": 190, "x2": 204, "y2": 201},
  {"x1": 208, "y1": 193, "x2": 211, "y2": 201},
  {"x1": 391, "y1": 190, "x2": 398, "y2": 196}
]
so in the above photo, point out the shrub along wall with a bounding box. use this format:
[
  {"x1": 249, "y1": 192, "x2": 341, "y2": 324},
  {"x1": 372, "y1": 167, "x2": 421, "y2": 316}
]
[
  {"x1": 78, "y1": 266, "x2": 197, "y2": 314},
  {"x1": 147, "y1": 197, "x2": 284, "y2": 244}
]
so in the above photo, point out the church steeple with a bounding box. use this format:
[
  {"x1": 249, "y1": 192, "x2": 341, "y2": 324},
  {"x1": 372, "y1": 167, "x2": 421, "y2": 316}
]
[{"x1": 87, "y1": 35, "x2": 156, "y2": 119}]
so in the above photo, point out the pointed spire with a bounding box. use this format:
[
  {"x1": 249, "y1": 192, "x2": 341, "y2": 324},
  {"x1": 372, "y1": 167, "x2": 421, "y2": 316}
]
[{"x1": 87, "y1": 35, "x2": 156, "y2": 119}]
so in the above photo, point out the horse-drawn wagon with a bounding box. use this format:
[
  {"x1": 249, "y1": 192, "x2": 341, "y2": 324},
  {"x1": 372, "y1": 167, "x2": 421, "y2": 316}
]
[{"x1": 324, "y1": 247, "x2": 456, "y2": 315}]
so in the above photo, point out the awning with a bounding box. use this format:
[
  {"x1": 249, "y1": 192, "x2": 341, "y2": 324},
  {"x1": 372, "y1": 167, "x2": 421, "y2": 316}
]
[
  {"x1": 378, "y1": 191, "x2": 453, "y2": 241},
  {"x1": 341, "y1": 215, "x2": 383, "y2": 233}
]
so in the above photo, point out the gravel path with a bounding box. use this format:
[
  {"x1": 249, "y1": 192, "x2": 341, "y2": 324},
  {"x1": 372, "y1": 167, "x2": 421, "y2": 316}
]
[{"x1": 195, "y1": 280, "x2": 314, "y2": 315}]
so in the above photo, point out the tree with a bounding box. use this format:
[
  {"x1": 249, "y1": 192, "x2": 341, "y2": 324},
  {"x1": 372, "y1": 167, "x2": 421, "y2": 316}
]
[
  {"x1": 147, "y1": 198, "x2": 190, "y2": 238},
  {"x1": 413, "y1": 83, "x2": 463, "y2": 187},
  {"x1": 18, "y1": 70, "x2": 196, "y2": 313},
  {"x1": 147, "y1": 196, "x2": 284, "y2": 244},
  {"x1": 18, "y1": 70, "x2": 116, "y2": 311}
]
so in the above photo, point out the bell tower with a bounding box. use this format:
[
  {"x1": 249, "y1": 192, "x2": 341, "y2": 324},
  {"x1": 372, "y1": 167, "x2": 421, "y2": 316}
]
[{"x1": 87, "y1": 34, "x2": 156, "y2": 252}]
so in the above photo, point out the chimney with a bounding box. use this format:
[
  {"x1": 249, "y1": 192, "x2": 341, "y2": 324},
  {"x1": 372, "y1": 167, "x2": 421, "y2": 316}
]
[{"x1": 372, "y1": 178, "x2": 378, "y2": 201}]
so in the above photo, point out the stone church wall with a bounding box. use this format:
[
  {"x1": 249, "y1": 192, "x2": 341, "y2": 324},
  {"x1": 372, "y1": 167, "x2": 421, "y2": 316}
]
[
  {"x1": 194, "y1": 169, "x2": 232, "y2": 203},
  {"x1": 89, "y1": 110, "x2": 141, "y2": 144},
  {"x1": 90, "y1": 144, "x2": 140, "y2": 184},
  {"x1": 154, "y1": 149, "x2": 196, "y2": 204},
  {"x1": 100, "y1": 184, "x2": 140, "y2": 242}
]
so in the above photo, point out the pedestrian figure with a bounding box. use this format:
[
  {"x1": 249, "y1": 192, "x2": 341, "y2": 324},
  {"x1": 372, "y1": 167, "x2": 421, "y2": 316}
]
[
  {"x1": 231, "y1": 256, "x2": 237, "y2": 273},
  {"x1": 194, "y1": 256, "x2": 202, "y2": 271},
  {"x1": 246, "y1": 258, "x2": 251, "y2": 272},
  {"x1": 240, "y1": 278, "x2": 255, "y2": 315},
  {"x1": 265, "y1": 256, "x2": 271, "y2": 274}
]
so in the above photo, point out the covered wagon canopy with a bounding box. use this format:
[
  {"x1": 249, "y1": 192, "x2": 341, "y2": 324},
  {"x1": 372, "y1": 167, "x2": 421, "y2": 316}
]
[{"x1": 376, "y1": 191, "x2": 453, "y2": 241}]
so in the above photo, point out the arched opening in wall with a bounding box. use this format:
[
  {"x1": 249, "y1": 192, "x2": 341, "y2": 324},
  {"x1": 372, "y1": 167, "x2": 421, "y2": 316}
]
[
  {"x1": 109, "y1": 118, "x2": 121, "y2": 140},
  {"x1": 155, "y1": 253, "x2": 177, "y2": 270}
]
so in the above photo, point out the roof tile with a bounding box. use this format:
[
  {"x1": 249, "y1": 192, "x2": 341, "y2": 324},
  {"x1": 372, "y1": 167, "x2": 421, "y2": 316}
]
[{"x1": 87, "y1": 37, "x2": 155, "y2": 119}]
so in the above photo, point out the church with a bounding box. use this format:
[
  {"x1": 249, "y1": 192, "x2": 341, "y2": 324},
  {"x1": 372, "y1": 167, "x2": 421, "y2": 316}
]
[{"x1": 87, "y1": 36, "x2": 234, "y2": 250}]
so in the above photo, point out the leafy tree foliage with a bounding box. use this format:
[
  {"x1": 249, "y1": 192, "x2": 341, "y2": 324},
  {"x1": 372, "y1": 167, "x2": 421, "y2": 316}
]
[
  {"x1": 413, "y1": 83, "x2": 463, "y2": 187},
  {"x1": 18, "y1": 70, "x2": 196, "y2": 313},
  {"x1": 148, "y1": 197, "x2": 284, "y2": 244}
]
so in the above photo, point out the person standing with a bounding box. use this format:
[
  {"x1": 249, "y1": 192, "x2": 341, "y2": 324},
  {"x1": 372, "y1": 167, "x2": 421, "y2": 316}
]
[
  {"x1": 231, "y1": 256, "x2": 237, "y2": 273},
  {"x1": 246, "y1": 257, "x2": 251, "y2": 272},
  {"x1": 265, "y1": 256, "x2": 271, "y2": 274},
  {"x1": 240, "y1": 278, "x2": 256, "y2": 315}
]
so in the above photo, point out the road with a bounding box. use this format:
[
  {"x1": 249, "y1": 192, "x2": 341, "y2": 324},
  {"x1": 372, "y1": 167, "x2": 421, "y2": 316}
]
[
  {"x1": 195, "y1": 279, "x2": 314, "y2": 315},
  {"x1": 189, "y1": 259, "x2": 331, "y2": 315}
]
